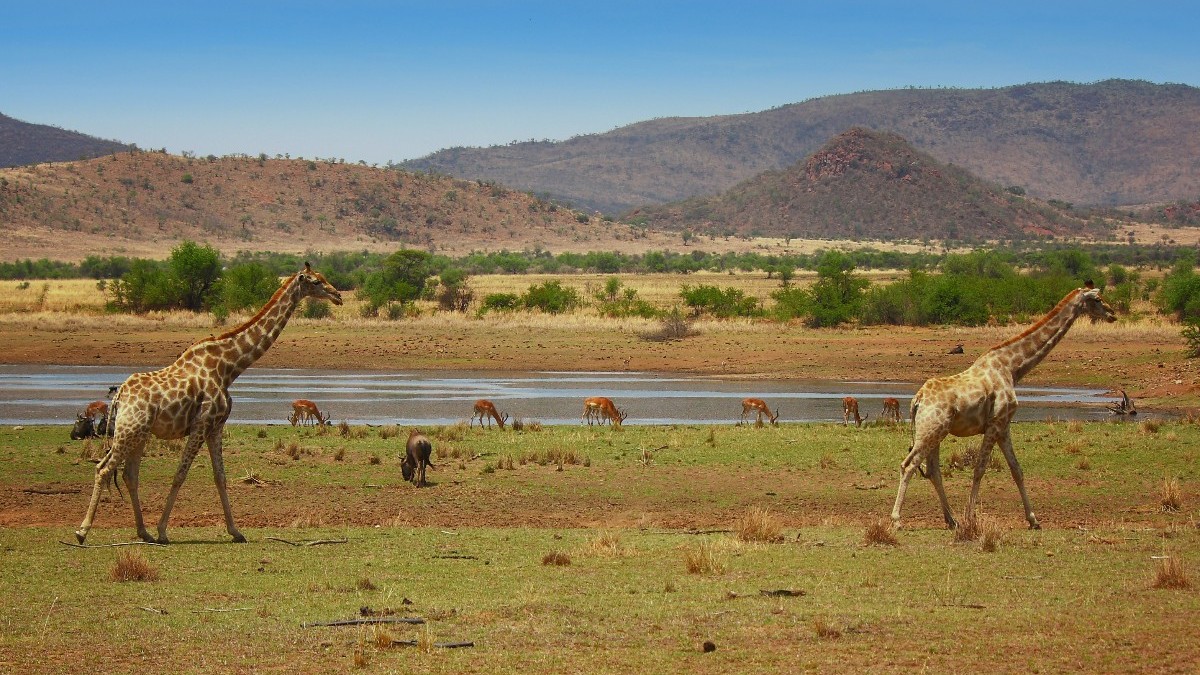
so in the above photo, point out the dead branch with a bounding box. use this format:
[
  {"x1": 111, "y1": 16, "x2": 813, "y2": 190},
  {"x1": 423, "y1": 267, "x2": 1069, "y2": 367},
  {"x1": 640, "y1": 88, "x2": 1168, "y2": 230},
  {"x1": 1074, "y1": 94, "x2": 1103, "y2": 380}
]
[
  {"x1": 433, "y1": 554, "x2": 478, "y2": 560},
  {"x1": 852, "y1": 482, "x2": 886, "y2": 490},
  {"x1": 384, "y1": 640, "x2": 475, "y2": 649},
  {"x1": 194, "y1": 607, "x2": 251, "y2": 613},
  {"x1": 266, "y1": 536, "x2": 348, "y2": 547},
  {"x1": 23, "y1": 487, "x2": 81, "y2": 495},
  {"x1": 759, "y1": 589, "x2": 806, "y2": 597},
  {"x1": 139, "y1": 606, "x2": 168, "y2": 614},
  {"x1": 301, "y1": 616, "x2": 425, "y2": 628},
  {"x1": 59, "y1": 540, "x2": 167, "y2": 549}
]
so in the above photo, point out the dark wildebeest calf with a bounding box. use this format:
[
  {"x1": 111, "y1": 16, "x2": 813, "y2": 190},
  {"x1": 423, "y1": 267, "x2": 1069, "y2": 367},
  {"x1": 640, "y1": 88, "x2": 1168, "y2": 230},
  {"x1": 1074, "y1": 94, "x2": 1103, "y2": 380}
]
[{"x1": 402, "y1": 429, "x2": 434, "y2": 487}]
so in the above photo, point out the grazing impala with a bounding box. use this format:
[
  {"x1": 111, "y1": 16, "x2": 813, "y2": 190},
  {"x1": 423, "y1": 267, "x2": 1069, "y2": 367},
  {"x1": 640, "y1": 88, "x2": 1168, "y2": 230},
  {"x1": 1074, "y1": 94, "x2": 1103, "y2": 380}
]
[
  {"x1": 471, "y1": 399, "x2": 509, "y2": 429},
  {"x1": 84, "y1": 400, "x2": 109, "y2": 421},
  {"x1": 881, "y1": 397, "x2": 901, "y2": 424},
  {"x1": 740, "y1": 398, "x2": 779, "y2": 426},
  {"x1": 842, "y1": 396, "x2": 868, "y2": 427},
  {"x1": 582, "y1": 396, "x2": 627, "y2": 428},
  {"x1": 289, "y1": 399, "x2": 329, "y2": 427}
]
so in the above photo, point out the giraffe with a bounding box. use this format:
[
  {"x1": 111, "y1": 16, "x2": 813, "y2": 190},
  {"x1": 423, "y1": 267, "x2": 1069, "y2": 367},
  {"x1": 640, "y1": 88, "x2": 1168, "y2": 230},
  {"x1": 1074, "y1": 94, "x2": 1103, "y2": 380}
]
[
  {"x1": 891, "y1": 282, "x2": 1115, "y2": 531},
  {"x1": 75, "y1": 263, "x2": 342, "y2": 544},
  {"x1": 842, "y1": 396, "x2": 867, "y2": 427}
]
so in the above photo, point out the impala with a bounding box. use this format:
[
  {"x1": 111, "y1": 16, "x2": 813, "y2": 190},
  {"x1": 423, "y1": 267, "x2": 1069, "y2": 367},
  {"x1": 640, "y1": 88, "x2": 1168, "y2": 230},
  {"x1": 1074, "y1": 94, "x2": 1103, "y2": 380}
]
[
  {"x1": 289, "y1": 399, "x2": 330, "y2": 427},
  {"x1": 739, "y1": 398, "x2": 779, "y2": 426},
  {"x1": 842, "y1": 396, "x2": 868, "y2": 427},
  {"x1": 471, "y1": 399, "x2": 509, "y2": 430},
  {"x1": 881, "y1": 397, "x2": 901, "y2": 424},
  {"x1": 582, "y1": 396, "x2": 628, "y2": 428}
]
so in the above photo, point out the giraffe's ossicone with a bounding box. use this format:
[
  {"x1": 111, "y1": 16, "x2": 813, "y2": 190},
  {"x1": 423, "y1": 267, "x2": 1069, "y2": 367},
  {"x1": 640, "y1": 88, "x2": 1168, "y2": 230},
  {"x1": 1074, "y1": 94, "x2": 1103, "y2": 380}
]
[
  {"x1": 891, "y1": 283, "x2": 1116, "y2": 531},
  {"x1": 75, "y1": 263, "x2": 342, "y2": 544}
]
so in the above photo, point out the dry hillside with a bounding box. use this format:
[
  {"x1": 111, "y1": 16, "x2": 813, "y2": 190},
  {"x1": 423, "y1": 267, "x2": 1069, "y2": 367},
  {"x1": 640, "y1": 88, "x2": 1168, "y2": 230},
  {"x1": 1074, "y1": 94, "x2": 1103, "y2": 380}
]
[
  {"x1": 403, "y1": 79, "x2": 1200, "y2": 213},
  {"x1": 0, "y1": 152, "x2": 679, "y2": 261},
  {"x1": 0, "y1": 113, "x2": 132, "y2": 168},
  {"x1": 629, "y1": 128, "x2": 1107, "y2": 242}
]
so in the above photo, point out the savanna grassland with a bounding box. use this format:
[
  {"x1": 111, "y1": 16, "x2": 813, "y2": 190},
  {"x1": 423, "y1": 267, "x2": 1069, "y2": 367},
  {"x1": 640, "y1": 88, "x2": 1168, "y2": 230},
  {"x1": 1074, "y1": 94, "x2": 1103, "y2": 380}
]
[
  {"x1": 0, "y1": 420, "x2": 1197, "y2": 673},
  {"x1": 0, "y1": 272, "x2": 1199, "y2": 673}
]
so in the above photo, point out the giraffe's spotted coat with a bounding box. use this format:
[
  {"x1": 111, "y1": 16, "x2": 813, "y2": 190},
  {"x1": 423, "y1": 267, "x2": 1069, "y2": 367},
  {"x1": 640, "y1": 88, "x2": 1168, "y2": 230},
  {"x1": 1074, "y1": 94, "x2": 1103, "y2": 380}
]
[
  {"x1": 75, "y1": 264, "x2": 342, "y2": 544},
  {"x1": 891, "y1": 285, "x2": 1116, "y2": 530}
]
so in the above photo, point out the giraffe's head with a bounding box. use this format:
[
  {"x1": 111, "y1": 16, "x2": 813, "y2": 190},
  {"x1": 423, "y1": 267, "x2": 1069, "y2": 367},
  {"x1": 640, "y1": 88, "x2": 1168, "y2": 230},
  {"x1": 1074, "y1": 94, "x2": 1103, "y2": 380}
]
[
  {"x1": 1080, "y1": 280, "x2": 1116, "y2": 323},
  {"x1": 298, "y1": 262, "x2": 343, "y2": 306}
]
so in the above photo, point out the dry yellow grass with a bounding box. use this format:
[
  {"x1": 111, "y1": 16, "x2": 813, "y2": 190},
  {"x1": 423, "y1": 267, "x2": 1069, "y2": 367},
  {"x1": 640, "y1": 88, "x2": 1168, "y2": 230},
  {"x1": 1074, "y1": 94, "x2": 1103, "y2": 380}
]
[
  {"x1": 1160, "y1": 476, "x2": 1182, "y2": 512},
  {"x1": 735, "y1": 507, "x2": 784, "y2": 543},
  {"x1": 110, "y1": 551, "x2": 159, "y2": 582},
  {"x1": 683, "y1": 539, "x2": 727, "y2": 574},
  {"x1": 864, "y1": 519, "x2": 899, "y2": 546},
  {"x1": 1152, "y1": 554, "x2": 1192, "y2": 590}
]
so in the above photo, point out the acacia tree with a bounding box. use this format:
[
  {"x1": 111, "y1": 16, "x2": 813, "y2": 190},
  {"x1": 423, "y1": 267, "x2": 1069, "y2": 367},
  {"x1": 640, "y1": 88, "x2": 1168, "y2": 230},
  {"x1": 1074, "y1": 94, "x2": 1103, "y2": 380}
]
[
  {"x1": 359, "y1": 249, "x2": 433, "y2": 315},
  {"x1": 168, "y1": 241, "x2": 222, "y2": 311}
]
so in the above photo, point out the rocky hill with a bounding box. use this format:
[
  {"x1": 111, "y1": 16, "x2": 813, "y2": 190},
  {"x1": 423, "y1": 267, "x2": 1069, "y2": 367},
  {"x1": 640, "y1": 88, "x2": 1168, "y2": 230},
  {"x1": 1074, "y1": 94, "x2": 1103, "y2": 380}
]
[
  {"x1": 0, "y1": 113, "x2": 132, "y2": 168},
  {"x1": 627, "y1": 128, "x2": 1103, "y2": 242},
  {"x1": 0, "y1": 151, "x2": 663, "y2": 261},
  {"x1": 401, "y1": 80, "x2": 1200, "y2": 214}
]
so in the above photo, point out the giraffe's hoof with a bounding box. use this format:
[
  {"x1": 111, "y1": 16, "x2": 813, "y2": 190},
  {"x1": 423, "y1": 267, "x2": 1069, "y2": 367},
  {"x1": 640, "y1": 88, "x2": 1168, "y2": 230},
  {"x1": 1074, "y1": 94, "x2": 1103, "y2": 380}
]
[
  {"x1": 231, "y1": 532, "x2": 247, "y2": 543},
  {"x1": 74, "y1": 530, "x2": 86, "y2": 544},
  {"x1": 946, "y1": 520, "x2": 959, "y2": 531},
  {"x1": 1029, "y1": 522, "x2": 1042, "y2": 530},
  {"x1": 154, "y1": 535, "x2": 170, "y2": 545}
]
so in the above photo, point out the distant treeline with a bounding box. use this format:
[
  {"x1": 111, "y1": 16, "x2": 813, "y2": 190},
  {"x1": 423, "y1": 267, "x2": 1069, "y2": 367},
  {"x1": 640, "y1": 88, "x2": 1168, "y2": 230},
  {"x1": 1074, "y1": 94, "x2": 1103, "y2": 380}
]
[{"x1": 0, "y1": 241, "x2": 1193, "y2": 282}]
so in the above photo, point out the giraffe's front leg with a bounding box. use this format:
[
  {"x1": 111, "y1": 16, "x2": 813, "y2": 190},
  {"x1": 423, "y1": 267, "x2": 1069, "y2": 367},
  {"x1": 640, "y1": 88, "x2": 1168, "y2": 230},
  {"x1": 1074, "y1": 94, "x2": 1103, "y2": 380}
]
[
  {"x1": 207, "y1": 421, "x2": 246, "y2": 543},
  {"x1": 998, "y1": 431, "x2": 1040, "y2": 529}
]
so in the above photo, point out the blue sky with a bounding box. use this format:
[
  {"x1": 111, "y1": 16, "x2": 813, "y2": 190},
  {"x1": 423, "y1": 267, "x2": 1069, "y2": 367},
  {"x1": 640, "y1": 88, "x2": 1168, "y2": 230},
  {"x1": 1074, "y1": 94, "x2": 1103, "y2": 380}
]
[{"x1": 4, "y1": 1, "x2": 1197, "y2": 164}]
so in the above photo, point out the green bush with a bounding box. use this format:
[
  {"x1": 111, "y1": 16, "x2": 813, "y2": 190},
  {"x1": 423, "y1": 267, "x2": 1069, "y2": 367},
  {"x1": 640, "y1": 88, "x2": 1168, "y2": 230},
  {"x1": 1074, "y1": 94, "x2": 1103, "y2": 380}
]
[
  {"x1": 522, "y1": 280, "x2": 580, "y2": 314},
  {"x1": 482, "y1": 293, "x2": 520, "y2": 312},
  {"x1": 1157, "y1": 252, "x2": 1200, "y2": 321},
  {"x1": 358, "y1": 249, "x2": 433, "y2": 314},
  {"x1": 680, "y1": 284, "x2": 759, "y2": 319},
  {"x1": 302, "y1": 298, "x2": 332, "y2": 319},
  {"x1": 213, "y1": 262, "x2": 279, "y2": 314}
]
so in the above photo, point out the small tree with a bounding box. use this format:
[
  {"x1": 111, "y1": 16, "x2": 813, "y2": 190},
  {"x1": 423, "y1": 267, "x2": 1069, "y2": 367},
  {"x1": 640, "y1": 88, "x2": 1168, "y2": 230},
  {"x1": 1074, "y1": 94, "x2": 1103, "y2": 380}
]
[
  {"x1": 213, "y1": 262, "x2": 279, "y2": 315},
  {"x1": 522, "y1": 280, "x2": 580, "y2": 314},
  {"x1": 168, "y1": 241, "x2": 222, "y2": 312},
  {"x1": 358, "y1": 249, "x2": 433, "y2": 313}
]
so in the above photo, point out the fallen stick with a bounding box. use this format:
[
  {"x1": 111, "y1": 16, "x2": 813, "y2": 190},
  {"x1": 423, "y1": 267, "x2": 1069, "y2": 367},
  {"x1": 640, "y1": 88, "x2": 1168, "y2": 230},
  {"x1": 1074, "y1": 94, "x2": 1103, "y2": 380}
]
[
  {"x1": 195, "y1": 607, "x2": 251, "y2": 613},
  {"x1": 24, "y1": 487, "x2": 81, "y2": 495},
  {"x1": 433, "y1": 554, "x2": 478, "y2": 560},
  {"x1": 386, "y1": 640, "x2": 475, "y2": 649},
  {"x1": 59, "y1": 540, "x2": 167, "y2": 549},
  {"x1": 302, "y1": 616, "x2": 425, "y2": 628},
  {"x1": 759, "y1": 589, "x2": 806, "y2": 598},
  {"x1": 139, "y1": 606, "x2": 168, "y2": 615},
  {"x1": 266, "y1": 537, "x2": 348, "y2": 547}
]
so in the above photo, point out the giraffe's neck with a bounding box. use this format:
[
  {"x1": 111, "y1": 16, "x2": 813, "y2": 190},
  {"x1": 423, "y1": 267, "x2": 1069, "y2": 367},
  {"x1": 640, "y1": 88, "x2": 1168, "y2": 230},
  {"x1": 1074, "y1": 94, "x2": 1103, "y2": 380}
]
[
  {"x1": 983, "y1": 290, "x2": 1084, "y2": 384},
  {"x1": 180, "y1": 272, "x2": 304, "y2": 385}
]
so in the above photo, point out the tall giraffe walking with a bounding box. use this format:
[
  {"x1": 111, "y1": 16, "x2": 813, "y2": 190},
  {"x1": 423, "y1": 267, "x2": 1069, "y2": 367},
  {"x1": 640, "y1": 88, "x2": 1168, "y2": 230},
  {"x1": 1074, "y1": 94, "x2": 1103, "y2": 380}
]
[
  {"x1": 75, "y1": 263, "x2": 342, "y2": 544},
  {"x1": 891, "y1": 283, "x2": 1115, "y2": 530}
]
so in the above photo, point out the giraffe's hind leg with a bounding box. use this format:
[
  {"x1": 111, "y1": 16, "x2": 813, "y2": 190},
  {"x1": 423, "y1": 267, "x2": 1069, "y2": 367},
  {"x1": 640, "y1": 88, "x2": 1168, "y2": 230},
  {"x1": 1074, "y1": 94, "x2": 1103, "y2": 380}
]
[
  {"x1": 965, "y1": 431, "x2": 1000, "y2": 528},
  {"x1": 206, "y1": 422, "x2": 246, "y2": 543},
  {"x1": 998, "y1": 431, "x2": 1040, "y2": 529},
  {"x1": 121, "y1": 442, "x2": 152, "y2": 542},
  {"x1": 921, "y1": 449, "x2": 958, "y2": 529},
  {"x1": 155, "y1": 418, "x2": 210, "y2": 544}
]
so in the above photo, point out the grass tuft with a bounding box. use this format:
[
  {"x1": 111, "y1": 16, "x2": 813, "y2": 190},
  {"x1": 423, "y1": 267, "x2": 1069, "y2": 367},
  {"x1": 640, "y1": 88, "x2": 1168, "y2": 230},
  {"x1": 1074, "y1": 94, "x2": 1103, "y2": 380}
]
[
  {"x1": 339, "y1": 420, "x2": 351, "y2": 437},
  {"x1": 368, "y1": 453, "x2": 381, "y2": 465},
  {"x1": 812, "y1": 616, "x2": 842, "y2": 639},
  {"x1": 1152, "y1": 554, "x2": 1191, "y2": 590},
  {"x1": 356, "y1": 577, "x2": 378, "y2": 591},
  {"x1": 1160, "y1": 476, "x2": 1182, "y2": 512},
  {"x1": 587, "y1": 530, "x2": 625, "y2": 556},
  {"x1": 110, "y1": 551, "x2": 159, "y2": 582},
  {"x1": 735, "y1": 507, "x2": 783, "y2": 543},
  {"x1": 542, "y1": 550, "x2": 572, "y2": 566},
  {"x1": 979, "y1": 517, "x2": 1004, "y2": 552},
  {"x1": 953, "y1": 515, "x2": 982, "y2": 543},
  {"x1": 683, "y1": 540, "x2": 727, "y2": 575},
  {"x1": 1067, "y1": 419, "x2": 1084, "y2": 433},
  {"x1": 1139, "y1": 419, "x2": 1161, "y2": 435},
  {"x1": 333, "y1": 447, "x2": 346, "y2": 462},
  {"x1": 863, "y1": 519, "x2": 898, "y2": 546},
  {"x1": 378, "y1": 425, "x2": 399, "y2": 440},
  {"x1": 1076, "y1": 456, "x2": 1092, "y2": 471}
]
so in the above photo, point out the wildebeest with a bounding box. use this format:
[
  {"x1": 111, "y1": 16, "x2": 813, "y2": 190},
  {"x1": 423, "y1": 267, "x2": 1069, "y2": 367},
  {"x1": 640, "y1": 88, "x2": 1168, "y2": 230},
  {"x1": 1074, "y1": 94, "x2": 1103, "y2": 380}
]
[
  {"x1": 70, "y1": 415, "x2": 96, "y2": 440},
  {"x1": 401, "y1": 429, "x2": 434, "y2": 487}
]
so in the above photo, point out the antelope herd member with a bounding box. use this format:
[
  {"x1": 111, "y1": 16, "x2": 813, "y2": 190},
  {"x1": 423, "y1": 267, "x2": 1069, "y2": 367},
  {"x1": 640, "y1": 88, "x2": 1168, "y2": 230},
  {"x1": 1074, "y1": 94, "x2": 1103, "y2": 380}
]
[
  {"x1": 739, "y1": 397, "x2": 779, "y2": 426},
  {"x1": 471, "y1": 399, "x2": 509, "y2": 429},
  {"x1": 74, "y1": 263, "x2": 342, "y2": 544},
  {"x1": 842, "y1": 396, "x2": 867, "y2": 427},
  {"x1": 892, "y1": 282, "x2": 1115, "y2": 531},
  {"x1": 582, "y1": 396, "x2": 627, "y2": 428},
  {"x1": 402, "y1": 429, "x2": 434, "y2": 487},
  {"x1": 289, "y1": 399, "x2": 330, "y2": 427}
]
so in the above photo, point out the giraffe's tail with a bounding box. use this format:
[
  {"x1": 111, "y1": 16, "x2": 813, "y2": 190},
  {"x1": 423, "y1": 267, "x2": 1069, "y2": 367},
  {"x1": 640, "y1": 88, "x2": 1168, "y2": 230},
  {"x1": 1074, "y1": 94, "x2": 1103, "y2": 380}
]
[
  {"x1": 909, "y1": 401, "x2": 929, "y2": 479},
  {"x1": 99, "y1": 385, "x2": 125, "y2": 499}
]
